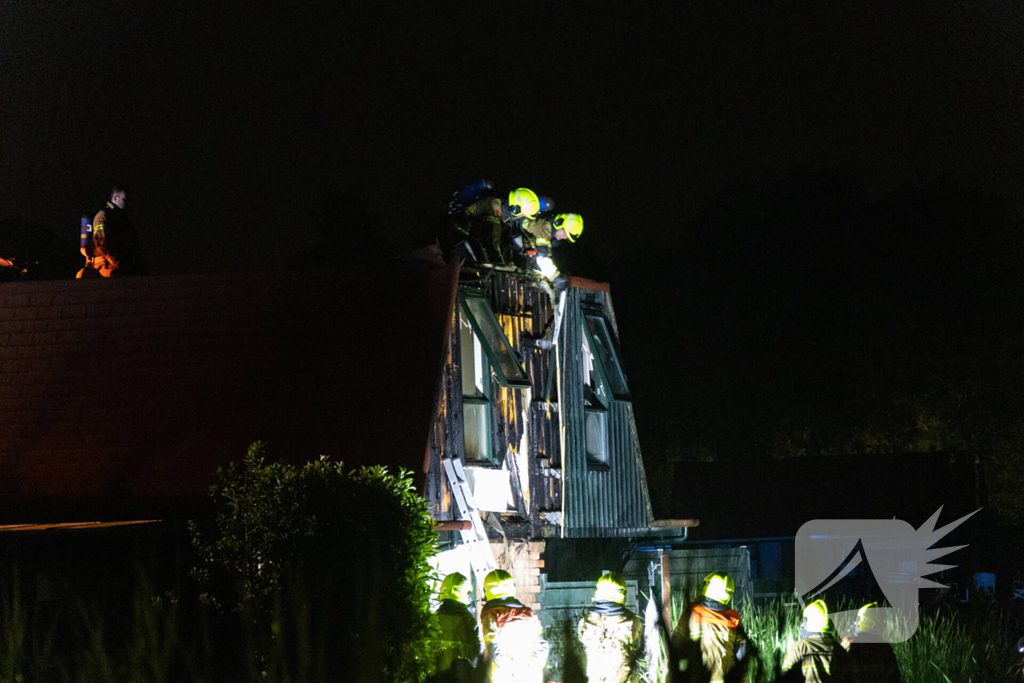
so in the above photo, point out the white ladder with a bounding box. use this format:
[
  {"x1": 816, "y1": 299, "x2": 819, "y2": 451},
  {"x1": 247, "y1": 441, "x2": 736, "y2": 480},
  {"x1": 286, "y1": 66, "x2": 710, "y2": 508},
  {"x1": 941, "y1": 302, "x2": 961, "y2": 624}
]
[{"x1": 442, "y1": 457, "x2": 498, "y2": 591}]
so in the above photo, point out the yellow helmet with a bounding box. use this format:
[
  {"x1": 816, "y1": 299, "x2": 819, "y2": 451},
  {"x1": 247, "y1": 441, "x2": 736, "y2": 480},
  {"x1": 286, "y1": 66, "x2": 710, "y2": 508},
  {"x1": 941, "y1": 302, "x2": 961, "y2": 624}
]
[
  {"x1": 553, "y1": 213, "x2": 584, "y2": 242},
  {"x1": 856, "y1": 602, "x2": 878, "y2": 634},
  {"x1": 507, "y1": 188, "x2": 541, "y2": 219},
  {"x1": 594, "y1": 572, "x2": 627, "y2": 604},
  {"x1": 483, "y1": 569, "x2": 516, "y2": 601},
  {"x1": 702, "y1": 573, "x2": 735, "y2": 604},
  {"x1": 440, "y1": 572, "x2": 470, "y2": 604},
  {"x1": 803, "y1": 599, "x2": 829, "y2": 633}
]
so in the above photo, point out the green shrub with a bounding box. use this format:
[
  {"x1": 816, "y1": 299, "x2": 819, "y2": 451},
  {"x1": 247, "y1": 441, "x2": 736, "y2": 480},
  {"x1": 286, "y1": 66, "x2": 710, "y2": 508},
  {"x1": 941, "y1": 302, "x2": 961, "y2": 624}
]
[{"x1": 190, "y1": 442, "x2": 441, "y2": 683}]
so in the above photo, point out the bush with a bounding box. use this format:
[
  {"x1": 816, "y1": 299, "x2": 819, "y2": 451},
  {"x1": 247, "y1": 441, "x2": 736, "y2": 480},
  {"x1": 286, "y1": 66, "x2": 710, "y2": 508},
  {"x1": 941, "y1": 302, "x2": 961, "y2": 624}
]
[{"x1": 190, "y1": 442, "x2": 440, "y2": 682}]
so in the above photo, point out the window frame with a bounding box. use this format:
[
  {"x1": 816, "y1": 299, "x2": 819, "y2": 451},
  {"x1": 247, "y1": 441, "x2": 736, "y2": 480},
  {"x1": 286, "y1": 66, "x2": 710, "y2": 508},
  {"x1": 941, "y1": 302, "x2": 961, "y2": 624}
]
[
  {"x1": 581, "y1": 318, "x2": 612, "y2": 471},
  {"x1": 458, "y1": 292, "x2": 531, "y2": 389},
  {"x1": 459, "y1": 306, "x2": 494, "y2": 465},
  {"x1": 583, "y1": 313, "x2": 630, "y2": 400},
  {"x1": 584, "y1": 407, "x2": 611, "y2": 471}
]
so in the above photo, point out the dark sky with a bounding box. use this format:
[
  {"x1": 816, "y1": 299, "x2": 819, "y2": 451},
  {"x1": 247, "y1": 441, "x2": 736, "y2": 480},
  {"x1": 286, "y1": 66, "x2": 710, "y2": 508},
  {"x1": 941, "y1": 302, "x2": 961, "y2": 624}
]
[
  {"x1": 4, "y1": 2, "x2": 1024, "y2": 494},
  {"x1": 3, "y1": 2, "x2": 1022, "y2": 275}
]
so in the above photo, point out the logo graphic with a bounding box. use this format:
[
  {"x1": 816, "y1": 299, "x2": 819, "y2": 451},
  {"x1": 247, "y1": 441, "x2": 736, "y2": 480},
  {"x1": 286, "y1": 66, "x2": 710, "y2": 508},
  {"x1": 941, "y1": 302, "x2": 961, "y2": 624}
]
[{"x1": 795, "y1": 507, "x2": 978, "y2": 642}]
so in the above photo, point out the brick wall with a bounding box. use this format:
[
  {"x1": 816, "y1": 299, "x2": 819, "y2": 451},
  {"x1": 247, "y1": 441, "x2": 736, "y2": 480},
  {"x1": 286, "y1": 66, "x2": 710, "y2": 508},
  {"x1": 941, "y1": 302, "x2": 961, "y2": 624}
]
[{"x1": 490, "y1": 540, "x2": 546, "y2": 611}]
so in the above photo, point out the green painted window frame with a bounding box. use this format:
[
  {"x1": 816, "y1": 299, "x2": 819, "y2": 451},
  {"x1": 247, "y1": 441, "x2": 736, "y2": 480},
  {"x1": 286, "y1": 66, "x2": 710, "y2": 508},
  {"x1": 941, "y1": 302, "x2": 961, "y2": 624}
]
[
  {"x1": 458, "y1": 293, "x2": 531, "y2": 389},
  {"x1": 584, "y1": 314, "x2": 630, "y2": 400},
  {"x1": 581, "y1": 319, "x2": 612, "y2": 410},
  {"x1": 581, "y1": 319, "x2": 612, "y2": 471}
]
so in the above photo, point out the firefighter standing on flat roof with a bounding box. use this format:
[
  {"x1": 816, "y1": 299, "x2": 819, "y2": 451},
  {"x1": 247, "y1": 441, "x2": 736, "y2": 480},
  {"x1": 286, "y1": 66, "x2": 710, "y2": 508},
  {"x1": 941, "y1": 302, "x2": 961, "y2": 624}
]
[{"x1": 88, "y1": 185, "x2": 146, "y2": 277}]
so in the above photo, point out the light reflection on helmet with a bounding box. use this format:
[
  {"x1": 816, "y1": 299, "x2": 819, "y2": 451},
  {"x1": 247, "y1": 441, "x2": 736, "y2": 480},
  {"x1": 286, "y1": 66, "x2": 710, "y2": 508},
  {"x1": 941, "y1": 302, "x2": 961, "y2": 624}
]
[
  {"x1": 553, "y1": 213, "x2": 584, "y2": 242},
  {"x1": 483, "y1": 569, "x2": 516, "y2": 601},
  {"x1": 702, "y1": 572, "x2": 735, "y2": 604},
  {"x1": 507, "y1": 188, "x2": 541, "y2": 219},
  {"x1": 440, "y1": 572, "x2": 471, "y2": 604},
  {"x1": 594, "y1": 572, "x2": 627, "y2": 604},
  {"x1": 803, "y1": 599, "x2": 829, "y2": 633}
]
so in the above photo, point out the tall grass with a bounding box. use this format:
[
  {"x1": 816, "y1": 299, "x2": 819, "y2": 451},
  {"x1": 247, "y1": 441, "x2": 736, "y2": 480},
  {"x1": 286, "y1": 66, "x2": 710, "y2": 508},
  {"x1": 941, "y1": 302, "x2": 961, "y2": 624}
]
[{"x1": 739, "y1": 599, "x2": 1022, "y2": 683}]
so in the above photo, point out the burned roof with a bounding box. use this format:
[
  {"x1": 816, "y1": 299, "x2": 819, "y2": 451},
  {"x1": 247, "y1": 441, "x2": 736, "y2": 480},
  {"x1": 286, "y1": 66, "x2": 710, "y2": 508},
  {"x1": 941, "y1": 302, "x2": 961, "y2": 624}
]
[{"x1": 0, "y1": 261, "x2": 459, "y2": 523}]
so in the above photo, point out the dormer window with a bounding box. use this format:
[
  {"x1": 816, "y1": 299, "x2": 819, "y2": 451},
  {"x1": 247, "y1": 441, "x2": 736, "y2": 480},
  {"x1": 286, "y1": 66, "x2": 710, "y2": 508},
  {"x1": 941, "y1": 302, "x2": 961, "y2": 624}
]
[
  {"x1": 459, "y1": 292, "x2": 529, "y2": 465},
  {"x1": 582, "y1": 323, "x2": 610, "y2": 470},
  {"x1": 582, "y1": 310, "x2": 628, "y2": 470}
]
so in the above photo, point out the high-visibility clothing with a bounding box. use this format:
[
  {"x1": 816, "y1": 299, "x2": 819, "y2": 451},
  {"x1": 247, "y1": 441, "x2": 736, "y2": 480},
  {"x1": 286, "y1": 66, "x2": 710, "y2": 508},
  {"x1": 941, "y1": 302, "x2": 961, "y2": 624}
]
[
  {"x1": 577, "y1": 600, "x2": 644, "y2": 683},
  {"x1": 92, "y1": 202, "x2": 145, "y2": 276},
  {"x1": 672, "y1": 602, "x2": 748, "y2": 683},
  {"x1": 447, "y1": 197, "x2": 504, "y2": 264},
  {"x1": 782, "y1": 632, "x2": 846, "y2": 683},
  {"x1": 435, "y1": 598, "x2": 482, "y2": 672},
  {"x1": 481, "y1": 597, "x2": 548, "y2": 683}
]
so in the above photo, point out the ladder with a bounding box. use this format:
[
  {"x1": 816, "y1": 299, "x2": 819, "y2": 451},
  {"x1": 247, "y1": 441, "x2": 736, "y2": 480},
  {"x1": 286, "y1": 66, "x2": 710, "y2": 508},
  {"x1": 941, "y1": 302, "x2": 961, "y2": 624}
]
[{"x1": 442, "y1": 457, "x2": 498, "y2": 591}]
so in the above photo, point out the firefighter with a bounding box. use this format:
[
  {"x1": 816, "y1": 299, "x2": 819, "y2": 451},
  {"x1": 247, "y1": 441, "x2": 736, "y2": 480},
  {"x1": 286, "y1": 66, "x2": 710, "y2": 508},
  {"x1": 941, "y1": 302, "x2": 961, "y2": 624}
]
[
  {"x1": 529, "y1": 212, "x2": 583, "y2": 280},
  {"x1": 444, "y1": 180, "x2": 505, "y2": 264},
  {"x1": 435, "y1": 572, "x2": 483, "y2": 675},
  {"x1": 577, "y1": 572, "x2": 644, "y2": 683},
  {"x1": 781, "y1": 600, "x2": 847, "y2": 683},
  {"x1": 91, "y1": 185, "x2": 146, "y2": 277},
  {"x1": 672, "y1": 572, "x2": 750, "y2": 683},
  {"x1": 841, "y1": 603, "x2": 900, "y2": 683},
  {"x1": 479, "y1": 569, "x2": 548, "y2": 683},
  {"x1": 503, "y1": 188, "x2": 557, "y2": 266}
]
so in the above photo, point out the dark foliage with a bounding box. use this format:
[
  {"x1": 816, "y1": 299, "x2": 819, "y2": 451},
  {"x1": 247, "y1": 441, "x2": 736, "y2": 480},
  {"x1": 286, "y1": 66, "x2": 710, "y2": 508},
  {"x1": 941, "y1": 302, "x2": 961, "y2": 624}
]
[{"x1": 190, "y1": 442, "x2": 440, "y2": 682}]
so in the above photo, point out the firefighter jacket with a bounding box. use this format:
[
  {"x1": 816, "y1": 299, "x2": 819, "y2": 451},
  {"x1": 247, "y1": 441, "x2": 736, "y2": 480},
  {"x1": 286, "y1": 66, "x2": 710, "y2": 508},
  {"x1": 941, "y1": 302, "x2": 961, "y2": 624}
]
[
  {"x1": 841, "y1": 633, "x2": 900, "y2": 683},
  {"x1": 480, "y1": 596, "x2": 549, "y2": 683},
  {"x1": 92, "y1": 202, "x2": 145, "y2": 276},
  {"x1": 522, "y1": 218, "x2": 553, "y2": 250},
  {"x1": 435, "y1": 599, "x2": 482, "y2": 672},
  {"x1": 446, "y1": 197, "x2": 504, "y2": 265},
  {"x1": 577, "y1": 599, "x2": 644, "y2": 683},
  {"x1": 782, "y1": 631, "x2": 847, "y2": 683},
  {"x1": 672, "y1": 601, "x2": 749, "y2": 683}
]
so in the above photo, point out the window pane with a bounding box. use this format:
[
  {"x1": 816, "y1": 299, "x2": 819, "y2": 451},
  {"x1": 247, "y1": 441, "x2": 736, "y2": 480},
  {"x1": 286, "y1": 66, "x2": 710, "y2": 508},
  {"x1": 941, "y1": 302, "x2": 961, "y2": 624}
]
[
  {"x1": 586, "y1": 316, "x2": 628, "y2": 397},
  {"x1": 585, "y1": 410, "x2": 608, "y2": 465},
  {"x1": 462, "y1": 296, "x2": 529, "y2": 386},
  {"x1": 460, "y1": 313, "x2": 487, "y2": 397},
  {"x1": 582, "y1": 328, "x2": 608, "y2": 409},
  {"x1": 464, "y1": 401, "x2": 491, "y2": 463}
]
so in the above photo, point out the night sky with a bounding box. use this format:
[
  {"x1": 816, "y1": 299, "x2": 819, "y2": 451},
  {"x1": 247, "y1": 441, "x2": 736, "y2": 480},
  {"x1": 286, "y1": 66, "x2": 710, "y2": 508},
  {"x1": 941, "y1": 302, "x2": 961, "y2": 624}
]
[{"x1": 4, "y1": 2, "x2": 1024, "y2": 514}]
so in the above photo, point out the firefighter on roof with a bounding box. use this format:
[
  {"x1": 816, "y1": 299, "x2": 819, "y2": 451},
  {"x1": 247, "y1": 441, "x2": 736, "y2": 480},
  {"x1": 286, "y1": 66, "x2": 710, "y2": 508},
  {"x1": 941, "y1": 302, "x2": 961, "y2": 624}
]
[
  {"x1": 90, "y1": 185, "x2": 146, "y2": 277},
  {"x1": 444, "y1": 180, "x2": 505, "y2": 265},
  {"x1": 480, "y1": 569, "x2": 548, "y2": 683},
  {"x1": 577, "y1": 572, "x2": 644, "y2": 683},
  {"x1": 672, "y1": 572, "x2": 751, "y2": 683},
  {"x1": 502, "y1": 188, "x2": 556, "y2": 272},
  {"x1": 434, "y1": 572, "x2": 483, "y2": 675},
  {"x1": 781, "y1": 600, "x2": 847, "y2": 683}
]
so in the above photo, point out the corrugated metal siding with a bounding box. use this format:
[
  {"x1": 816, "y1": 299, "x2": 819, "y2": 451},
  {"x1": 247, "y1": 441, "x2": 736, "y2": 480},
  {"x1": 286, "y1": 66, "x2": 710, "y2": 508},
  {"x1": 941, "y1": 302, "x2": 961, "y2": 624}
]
[{"x1": 561, "y1": 288, "x2": 652, "y2": 538}]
